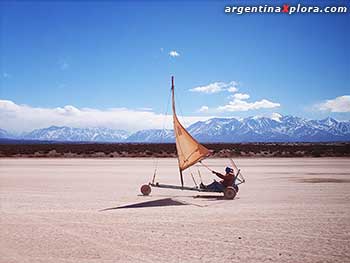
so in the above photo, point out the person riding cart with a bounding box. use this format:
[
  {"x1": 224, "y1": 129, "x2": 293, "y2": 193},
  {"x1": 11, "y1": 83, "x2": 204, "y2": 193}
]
[{"x1": 200, "y1": 167, "x2": 239, "y2": 192}]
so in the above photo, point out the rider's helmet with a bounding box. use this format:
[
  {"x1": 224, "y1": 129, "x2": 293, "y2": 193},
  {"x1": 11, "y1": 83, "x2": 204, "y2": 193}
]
[{"x1": 225, "y1": 167, "x2": 234, "y2": 174}]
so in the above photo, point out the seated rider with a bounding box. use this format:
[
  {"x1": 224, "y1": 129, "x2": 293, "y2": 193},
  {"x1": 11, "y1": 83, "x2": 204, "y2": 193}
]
[{"x1": 200, "y1": 167, "x2": 237, "y2": 191}]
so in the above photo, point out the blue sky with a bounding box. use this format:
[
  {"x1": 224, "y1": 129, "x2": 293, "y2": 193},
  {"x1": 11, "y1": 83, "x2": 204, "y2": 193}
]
[{"x1": 0, "y1": 0, "x2": 349, "y2": 132}]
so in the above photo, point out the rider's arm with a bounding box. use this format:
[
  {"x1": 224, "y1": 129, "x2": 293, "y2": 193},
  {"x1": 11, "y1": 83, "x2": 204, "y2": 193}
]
[{"x1": 212, "y1": 171, "x2": 225, "y2": 179}]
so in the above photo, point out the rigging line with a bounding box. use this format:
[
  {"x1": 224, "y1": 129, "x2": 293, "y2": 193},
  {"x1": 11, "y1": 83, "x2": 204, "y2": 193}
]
[
  {"x1": 188, "y1": 165, "x2": 198, "y2": 187},
  {"x1": 197, "y1": 169, "x2": 203, "y2": 184},
  {"x1": 177, "y1": 90, "x2": 191, "y2": 130},
  {"x1": 199, "y1": 160, "x2": 214, "y2": 172},
  {"x1": 175, "y1": 82, "x2": 193, "y2": 130},
  {"x1": 160, "y1": 88, "x2": 171, "y2": 141},
  {"x1": 189, "y1": 160, "x2": 207, "y2": 187},
  {"x1": 152, "y1": 87, "x2": 171, "y2": 183},
  {"x1": 190, "y1": 172, "x2": 198, "y2": 188},
  {"x1": 185, "y1": 151, "x2": 204, "y2": 187}
]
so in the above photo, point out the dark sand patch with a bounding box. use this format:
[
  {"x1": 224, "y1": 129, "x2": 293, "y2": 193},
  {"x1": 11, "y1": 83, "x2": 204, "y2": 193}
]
[
  {"x1": 270, "y1": 172, "x2": 350, "y2": 176},
  {"x1": 306, "y1": 172, "x2": 350, "y2": 176},
  {"x1": 298, "y1": 178, "x2": 350, "y2": 184}
]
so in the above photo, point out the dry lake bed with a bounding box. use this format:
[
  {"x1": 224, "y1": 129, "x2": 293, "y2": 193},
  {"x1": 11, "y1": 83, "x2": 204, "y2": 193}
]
[{"x1": 1, "y1": 158, "x2": 350, "y2": 262}]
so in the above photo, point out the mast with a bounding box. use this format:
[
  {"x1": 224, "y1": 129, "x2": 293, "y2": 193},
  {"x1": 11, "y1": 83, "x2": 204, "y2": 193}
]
[{"x1": 171, "y1": 76, "x2": 184, "y2": 187}]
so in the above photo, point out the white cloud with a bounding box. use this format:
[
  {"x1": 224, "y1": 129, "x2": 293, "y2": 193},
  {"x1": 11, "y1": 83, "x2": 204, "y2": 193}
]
[
  {"x1": 191, "y1": 81, "x2": 279, "y2": 112},
  {"x1": 233, "y1": 93, "x2": 250, "y2": 100},
  {"x1": 169, "y1": 50, "x2": 180, "y2": 57},
  {"x1": 317, "y1": 95, "x2": 350, "y2": 113},
  {"x1": 137, "y1": 107, "x2": 153, "y2": 111},
  {"x1": 197, "y1": 93, "x2": 280, "y2": 113},
  {"x1": 190, "y1": 81, "x2": 238, "y2": 94},
  {"x1": 198, "y1": 106, "x2": 209, "y2": 113},
  {"x1": 0, "y1": 100, "x2": 211, "y2": 133},
  {"x1": 227, "y1": 86, "x2": 238, "y2": 93},
  {"x1": 217, "y1": 98, "x2": 280, "y2": 112}
]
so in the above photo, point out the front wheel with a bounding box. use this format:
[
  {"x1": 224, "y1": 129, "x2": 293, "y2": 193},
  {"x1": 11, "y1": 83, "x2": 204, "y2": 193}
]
[
  {"x1": 140, "y1": 184, "x2": 152, "y2": 196},
  {"x1": 223, "y1": 186, "x2": 236, "y2": 200}
]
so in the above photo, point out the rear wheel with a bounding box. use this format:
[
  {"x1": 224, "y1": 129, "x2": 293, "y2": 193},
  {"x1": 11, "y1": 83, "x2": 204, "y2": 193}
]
[
  {"x1": 141, "y1": 184, "x2": 151, "y2": 196},
  {"x1": 223, "y1": 186, "x2": 236, "y2": 200}
]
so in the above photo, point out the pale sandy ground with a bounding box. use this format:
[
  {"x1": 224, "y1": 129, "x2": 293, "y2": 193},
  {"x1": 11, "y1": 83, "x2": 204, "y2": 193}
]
[{"x1": 1, "y1": 158, "x2": 350, "y2": 263}]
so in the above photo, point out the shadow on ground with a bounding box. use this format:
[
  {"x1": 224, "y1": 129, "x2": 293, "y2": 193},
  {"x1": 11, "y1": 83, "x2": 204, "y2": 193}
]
[
  {"x1": 193, "y1": 195, "x2": 224, "y2": 200},
  {"x1": 100, "y1": 198, "x2": 188, "y2": 211}
]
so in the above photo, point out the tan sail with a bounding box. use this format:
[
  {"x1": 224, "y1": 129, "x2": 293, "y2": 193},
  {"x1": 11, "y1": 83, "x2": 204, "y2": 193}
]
[{"x1": 171, "y1": 76, "x2": 210, "y2": 172}]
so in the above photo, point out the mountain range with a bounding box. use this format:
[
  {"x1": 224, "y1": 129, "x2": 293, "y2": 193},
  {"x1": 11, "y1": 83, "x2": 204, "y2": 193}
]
[{"x1": 1, "y1": 115, "x2": 350, "y2": 143}]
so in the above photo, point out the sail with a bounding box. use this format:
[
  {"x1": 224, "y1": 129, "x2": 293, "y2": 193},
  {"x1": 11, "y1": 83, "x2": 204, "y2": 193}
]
[{"x1": 171, "y1": 76, "x2": 210, "y2": 171}]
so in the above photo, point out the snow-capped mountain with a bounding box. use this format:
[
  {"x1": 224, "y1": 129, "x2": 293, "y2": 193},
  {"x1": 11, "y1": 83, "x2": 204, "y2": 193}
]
[
  {"x1": 127, "y1": 129, "x2": 173, "y2": 143},
  {"x1": 0, "y1": 128, "x2": 12, "y2": 139},
  {"x1": 22, "y1": 126, "x2": 129, "y2": 142},
  {"x1": 1, "y1": 116, "x2": 350, "y2": 143},
  {"x1": 185, "y1": 116, "x2": 350, "y2": 142},
  {"x1": 127, "y1": 116, "x2": 350, "y2": 142}
]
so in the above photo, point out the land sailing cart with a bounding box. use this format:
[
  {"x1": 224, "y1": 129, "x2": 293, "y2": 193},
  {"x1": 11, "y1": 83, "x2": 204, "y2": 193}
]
[{"x1": 140, "y1": 77, "x2": 245, "y2": 199}]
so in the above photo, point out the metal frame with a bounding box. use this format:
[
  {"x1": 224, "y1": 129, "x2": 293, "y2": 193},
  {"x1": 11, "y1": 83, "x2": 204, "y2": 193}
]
[
  {"x1": 234, "y1": 169, "x2": 246, "y2": 186},
  {"x1": 149, "y1": 169, "x2": 245, "y2": 194},
  {"x1": 149, "y1": 182, "x2": 222, "y2": 193}
]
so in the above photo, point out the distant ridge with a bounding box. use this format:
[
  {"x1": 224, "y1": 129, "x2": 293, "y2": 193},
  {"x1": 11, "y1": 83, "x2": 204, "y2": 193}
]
[
  {"x1": 1, "y1": 115, "x2": 350, "y2": 143},
  {"x1": 24, "y1": 126, "x2": 129, "y2": 142}
]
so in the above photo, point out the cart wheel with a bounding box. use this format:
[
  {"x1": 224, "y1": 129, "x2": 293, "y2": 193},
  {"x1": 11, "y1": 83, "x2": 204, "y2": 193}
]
[
  {"x1": 140, "y1": 184, "x2": 151, "y2": 196},
  {"x1": 223, "y1": 186, "x2": 236, "y2": 200}
]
